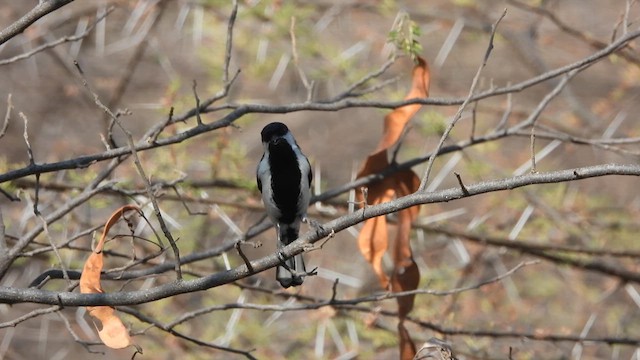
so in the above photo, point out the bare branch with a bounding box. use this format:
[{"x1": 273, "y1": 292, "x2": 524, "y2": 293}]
[
  {"x1": 0, "y1": 19, "x2": 638, "y2": 187},
  {"x1": 0, "y1": 0, "x2": 75, "y2": 46},
  {"x1": 0, "y1": 210, "x2": 6, "y2": 261},
  {"x1": 289, "y1": 16, "x2": 314, "y2": 101},
  {"x1": 3, "y1": 163, "x2": 640, "y2": 306},
  {"x1": 222, "y1": 0, "x2": 238, "y2": 85},
  {"x1": 0, "y1": 7, "x2": 114, "y2": 66},
  {"x1": 0, "y1": 94, "x2": 12, "y2": 140},
  {"x1": 73, "y1": 60, "x2": 183, "y2": 280},
  {"x1": 0, "y1": 179, "x2": 117, "y2": 278},
  {"x1": 418, "y1": 9, "x2": 506, "y2": 191},
  {"x1": 0, "y1": 305, "x2": 60, "y2": 329},
  {"x1": 120, "y1": 306, "x2": 257, "y2": 359}
]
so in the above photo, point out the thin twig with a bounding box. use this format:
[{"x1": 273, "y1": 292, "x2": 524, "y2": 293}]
[
  {"x1": 1, "y1": 21, "x2": 639, "y2": 187},
  {"x1": 290, "y1": 16, "x2": 314, "y2": 101},
  {"x1": 0, "y1": 155, "x2": 122, "y2": 278},
  {"x1": 494, "y1": 91, "x2": 512, "y2": 131},
  {"x1": 0, "y1": 306, "x2": 61, "y2": 329},
  {"x1": 192, "y1": 80, "x2": 203, "y2": 125},
  {"x1": 0, "y1": 0, "x2": 75, "y2": 46},
  {"x1": 20, "y1": 112, "x2": 41, "y2": 214},
  {"x1": 7, "y1": 163, "x2": 640, "y2": 306},
  {"x1": 0, "y1": 94, "x2": 12, "y2": 140},
  {"x1": 55, "y1": 311, "x2": 102, "y2": 354},
  {"x1": 0, "y1": 7, "x2": 115, "y2": 66},
  {"x1": 470, "y1": 100, "x2": 478, "y2": 140},
  {"x1": 222, "y1": 0, "x2": 238, "y2": 86},
  {"x1": 103, "y1": 2, "x2": 166, "y2": 146},
  {"x1": 325, "y1": 56, "x2": 398, "y2": 103},
  {"x1": 453, "y1": 172, "x2": 469, "y2": 196},
  {"x1": 507, "y1": 0, "x2": 640, "y2": 64},
  {"x1": 118, "y1": 306, "x2": 258, "y2": 359},
  {"x1": 418, "y1": 9, "x2": 507, "y2": 191},
  {"x1": 73, "y1": 60, "x2": 183, "y2": 280},
  {"x1": 0, "y1": 210, "x2": 6, "y2": 258},
  {"x1": 37, "y1": 213, "x2": 71, "y2": 284},
  {"x1": 530, "y1": 126, "x2": 537, "y2": 173},
  {"x1": 20, "y1": 112, "x2": 35, "y2": 166}
]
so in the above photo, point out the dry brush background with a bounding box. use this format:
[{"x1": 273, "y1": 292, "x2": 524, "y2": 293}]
[{"x1": 1, "y1": 0, "x2": 640, "y2": 359}]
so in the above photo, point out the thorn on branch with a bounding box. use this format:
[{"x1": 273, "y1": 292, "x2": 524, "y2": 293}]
[
  {"x1": 20, "y1": 112, "x2": 40, "y2": 214},
  {"x1": 192, "y1": 80, "x2": 203, "y2": 126},
  {"x1": 470, "y1": 101, "x2": 478, "y2": 140},
  {"x1": 235, "y1": 241, "x2": 254, "y2": 274},
  {"x1": 0, "y1": 187, "x2": 19, "y2": 201},
  {"x1": 483, "y1": 9, "x2": 508, "y2": 65},
  {"x1": 360, "y1": 186, "x2": 369, "y2": 219},
  {"x1": 305, "y1": 266, "x2": 318, "y2": 278},
  {"x1": 454, "y1": 172, "x2": 469, "y2": 196},
  {"x1": 330, "y1": 278, "x2": 339, "y2": 303},
  {"x1": 530, "y1": 126, "x2": 538, "y2": 174},
  {"x1": 147, "y1": 106, "x2": 174, "y2": 143}
]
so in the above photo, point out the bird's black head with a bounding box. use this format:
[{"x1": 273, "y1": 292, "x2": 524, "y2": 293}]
[{"x1": 261, "y1": 122, "x2": 289, "y2": 143}]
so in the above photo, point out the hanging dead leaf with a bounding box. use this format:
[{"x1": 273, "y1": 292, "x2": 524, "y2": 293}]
[
  {"x1": 356, "y1": 56, "x2": 430, "y2": 360},
  {"x1": 80, "y1": 204, "x2": 141, "y2": 350},
  {"x1": 357, "y1": 181, "x2": 394, "y2": 287},
  {"x1": 391, "y1": 170, "x2": 421, "y2": 318},
  {"x1": 398, "y1": 320, "x2": 417, "y2": 360},
  {"x1": 356, "y1": 57, "x2": 429, "y2": 287}
]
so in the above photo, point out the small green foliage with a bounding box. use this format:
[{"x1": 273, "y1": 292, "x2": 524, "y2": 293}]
[
  {"x1": 452, "y1": 0, "x2": 476, "y2": 7},
  {"x1": 420, "y1": 110, "x2": 447, "y2": 136},
  {"x1": 387, "y1": 12, "x2": 422, "y2": 62}
]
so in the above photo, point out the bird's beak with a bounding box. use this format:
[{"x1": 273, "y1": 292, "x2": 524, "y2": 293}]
[{"x1": 271, "y1": 137, "x2": 284, "y2": 145}]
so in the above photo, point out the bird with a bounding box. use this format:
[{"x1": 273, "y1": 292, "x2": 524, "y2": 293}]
[{"x1": 256, "y1": 122, "x2": 312, "y2": 288}]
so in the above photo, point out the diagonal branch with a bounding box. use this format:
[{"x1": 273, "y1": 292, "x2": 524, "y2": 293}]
[
  {"x1": 418, "y1": 9, "x2": 506, "y2": 191},
  {"x1": 0, "y1": 7, "x2": 114, "y2": 66},
  {"x1": 0, "y1": 0, "x2": 75, "y2": 46},
  {"x1": 3, "y1": 163, "x2": 640, "y2": 306},
  {"x1": 3, "y1": 23, "x2": 638, "y2": 187}
]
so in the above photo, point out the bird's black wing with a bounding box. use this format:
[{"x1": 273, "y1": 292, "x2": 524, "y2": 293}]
[
  {"x1": 306, "y1": 158, "x2": 313, "y2": 188},
  {"x1": 257, "y1": 153, "x2": 265, "y2": 193}
]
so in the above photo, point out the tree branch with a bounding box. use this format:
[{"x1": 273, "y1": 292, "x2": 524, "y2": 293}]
[
  {"x1": 0, "y1": 0, "x2": 75, "y2": 46},
  {"x1": 2, "y1": 163, "x2": 640, "y2": 306},
  {"x1": 1, "y1": 24, "x2": 638, "y2": 187}
]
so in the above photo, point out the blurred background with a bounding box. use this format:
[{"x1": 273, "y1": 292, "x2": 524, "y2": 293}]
[{"x1": 1, "y1": 0, "x2": 640, "y2": 359}]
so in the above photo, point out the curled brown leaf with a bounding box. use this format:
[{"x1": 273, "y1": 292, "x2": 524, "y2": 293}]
[
  {"x1": 79, "y1": 205, "x2": 141, "y2": 350},
  {"x1": 356, "y1": 56, "x2": 430, "y2": 360}
]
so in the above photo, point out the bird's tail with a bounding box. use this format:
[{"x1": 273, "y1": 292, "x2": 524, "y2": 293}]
[{"x1": 276, "y1": 223, "x2": 306, "y2": 288}]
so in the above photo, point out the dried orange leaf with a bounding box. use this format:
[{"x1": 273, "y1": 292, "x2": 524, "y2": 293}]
[
  {"x1": 355, "y1": 57, "x2": 429, "y2": 360},
  {"x1": 374, "y1": 56, "x2": 430, "y2": 153},
  {"x1": 391, "y1": 171, "x2": 421, "y2": 317},
  {"x1": 356, "y1": 57, "x2": 429, "y2": 289},
  {"x1": 398, "y1": 320, "x2": 417, "y2": 360},
  {"x1": 79, "y1": 251, "x2": 104, "y2": 295},
  {"x1": 89, "y1": 306, "x2": 134, "y2": 349},
  {"x1": 80, "y1": 205, "x2": 140, "y2": 350},
  {"x1": 358, "y1": 209, "x2": 390, "y2": 288}
]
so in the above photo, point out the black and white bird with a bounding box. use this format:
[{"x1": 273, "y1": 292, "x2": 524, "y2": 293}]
[{"x1": 256, "y1": 122, "x2": 312, "y2": 288}]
